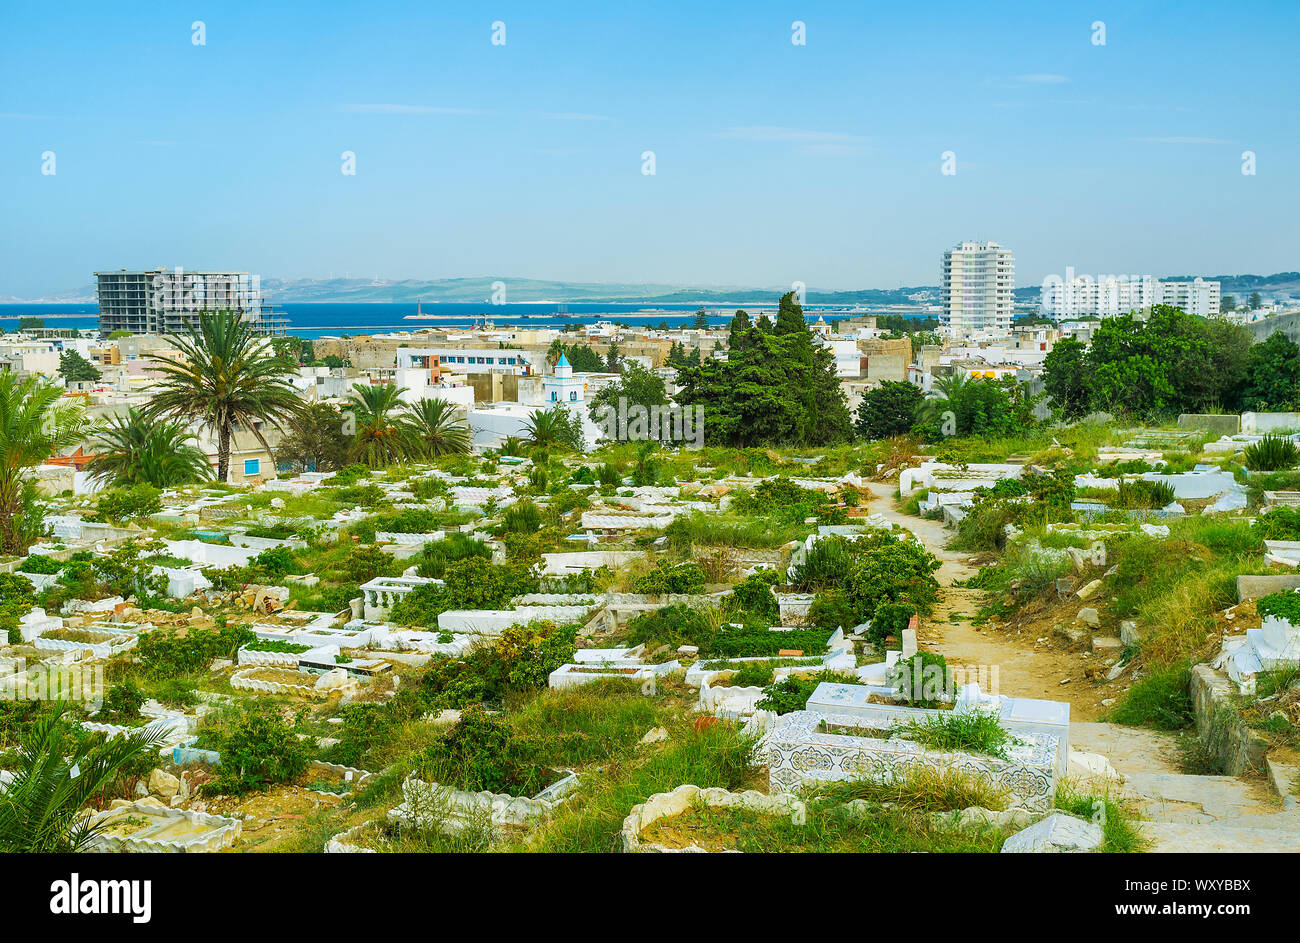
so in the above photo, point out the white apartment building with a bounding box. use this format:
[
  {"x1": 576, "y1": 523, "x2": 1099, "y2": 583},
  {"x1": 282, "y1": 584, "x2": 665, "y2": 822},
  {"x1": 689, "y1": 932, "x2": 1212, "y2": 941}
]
[
  {"x1": 1040, "y1": 272, "x2": 1220, "y2": 318},
  {"x1": 394, "y1": 346, "x2": 546, "y2": 376},
  {"x1": 941, "y1": 241, "x2": 1015, "y2": 338}
]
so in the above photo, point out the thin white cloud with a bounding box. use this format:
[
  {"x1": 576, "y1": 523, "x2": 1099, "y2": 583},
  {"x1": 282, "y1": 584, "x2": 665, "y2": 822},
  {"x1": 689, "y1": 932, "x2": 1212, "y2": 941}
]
[
  {"x1": 542, "y1": 112, "x2": 614, "y2": 121},
  {"x1": 1132, "y1": 136, "x2": 1228, "y2": 144},
  {"x1": 340, "y1": 104, "x2": 487, "y2": 115},
  {"x1": 1016, "y1": 73, "x2": 1070, "y2": 84},
  {"x1": 719, "y1": 125, "x2": 866, "y2": 144},
  {"x1": 0, "y1": 112, "x2": 52, "y2": 119},
  {"x1": 800, "y1": 143, "x2": 872, "y2": 157}
]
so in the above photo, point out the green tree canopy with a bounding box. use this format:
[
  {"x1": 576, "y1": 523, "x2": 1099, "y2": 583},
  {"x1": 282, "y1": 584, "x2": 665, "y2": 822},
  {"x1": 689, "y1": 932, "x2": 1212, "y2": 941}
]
[
  {"x1": 58, "y1": 350, "x2": 101, "y2": 383},
  {"x1": 855, "y1": 381, "x2": 925, "y2": 440},
  {"x1": 676, "y1": 292, "x2": 851, "y2": 447}
]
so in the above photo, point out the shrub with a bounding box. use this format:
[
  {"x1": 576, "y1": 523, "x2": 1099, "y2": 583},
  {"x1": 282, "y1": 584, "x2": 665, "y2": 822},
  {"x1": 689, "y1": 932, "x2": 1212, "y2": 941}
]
[
  {"x1": 415, "y1": 533, "x2": 491, "y2": 579},
  {"x1": 0, "y1": 573, "x2": 35, "y2": 644},
  {"x1": 808, "y1": 591, "x2": 857, "y2": 632},
  {"x1": 756, "y1": 671, "x2": 860, "y2": 714},
  {"x1": 250, "y1": 545, "x2": 297, "y2": 580},
  {"x1": 728, "y1": 569, "x2": 779, "y2": 622},
  {"x1": 337, "y1": 545, "x2": 397, "y2": 584},
  {"x1": 1252, "y1": 506, "x2": 1300, "y2": 541},
  {"x1": 94, "y1": 485, "x2": 161, "y2": 521},
  {"x1": 1107, "y1": 662, "x2": 1194, "y2": 730},
  {"x1": 869, "y1": 601, "x2": 916, "y2": 646},
  {"x1": 204, "y1": 711, "x2": 314, "y2": 796},
  {"x1": 633, "y1": 560, "x2": 706, "y2": 595},
  {"x1": 1244, "y1": 435, "x2": 1300, "y2": 472},
  {"x1": 791, "y1": 537, "x2": 855, "y2": 590},
  {"x1": 1256, "y1": 590, "x2": 1300, "y2": 625},
  {"x1": 1114, "y1": 478, "x2": 1177, "y2": 510},
  {"x1": 17, "y1": 554, "x2": 62, "y2": 575},
  {"x1": 502, "y1": 500, "x2": 543, "y2": 534},
  {"x1": 419, "y1": 708, "x2": 552, "y2": 796},
  {"x1": 136, "y1": 624, "x2": 255, "y2": 676},
  {"x1": 329, "y1": 464, "x2": 371, "y2": 486},
  {"x1": 887, "y1": 651, "x2": 953, "y2": 708},
  {"x1": 727, "y1": 661, "x2": 777, "y2": 688},
  {"x1": 100, "y1": 681, "x2": 145, "y2": 722},
  {"x1": 900, "y1": 710, "x2": 1014, "y2": 759}
]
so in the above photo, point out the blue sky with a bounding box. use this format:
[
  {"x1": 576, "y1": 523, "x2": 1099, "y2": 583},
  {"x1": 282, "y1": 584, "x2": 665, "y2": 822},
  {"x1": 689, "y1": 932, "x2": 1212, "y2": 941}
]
[{"x1": 2, "y1": 0, "x2": 1297, "y2": 298}]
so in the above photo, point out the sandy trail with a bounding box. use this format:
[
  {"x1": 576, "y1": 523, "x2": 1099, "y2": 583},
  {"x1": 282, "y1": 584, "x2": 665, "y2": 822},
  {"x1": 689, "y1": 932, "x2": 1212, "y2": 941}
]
[{"x1": 862, "y1": 482, "x2": 1108, "y2": 721}]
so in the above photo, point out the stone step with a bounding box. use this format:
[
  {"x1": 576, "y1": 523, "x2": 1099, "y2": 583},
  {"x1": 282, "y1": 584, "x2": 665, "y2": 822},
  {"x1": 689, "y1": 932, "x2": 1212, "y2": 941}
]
[
  {"x1": 1142, "y1": 812, "x2": 1300, "y2": 852},
  {"x1": 1123, "y1": 772, "x2": 1277, "y2": 824}
]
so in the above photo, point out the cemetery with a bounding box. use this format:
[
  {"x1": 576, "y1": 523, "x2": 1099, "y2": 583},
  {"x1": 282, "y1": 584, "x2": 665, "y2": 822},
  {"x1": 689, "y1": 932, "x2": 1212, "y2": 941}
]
[{"x1": 3, "y1": 419, "x2": 1300, "y2": 857}]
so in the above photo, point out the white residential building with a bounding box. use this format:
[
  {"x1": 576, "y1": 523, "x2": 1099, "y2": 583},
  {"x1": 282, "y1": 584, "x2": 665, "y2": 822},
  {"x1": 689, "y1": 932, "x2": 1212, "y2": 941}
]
[
  {"x1": 1040, "y1": 273, "x2": 1220, "y2": 318},
  {"x1": 395, "y1": 346, "x2": 545, "y2": 376},
  {"x1": 941, "y1": 241, "x2": 1015, "y2": 338}
]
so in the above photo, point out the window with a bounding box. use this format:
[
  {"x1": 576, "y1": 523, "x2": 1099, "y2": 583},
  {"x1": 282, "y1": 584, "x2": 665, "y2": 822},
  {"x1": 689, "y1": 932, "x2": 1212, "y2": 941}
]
[
  {"x1": 551, "y1": 392, "x2": 557, "y2": 401},
  {"x1": 243, "y1": 459, "x2": 260, "y2": 476},
  {"x1": 569, "y1": 391, "x2": 577, "y2": 401}
]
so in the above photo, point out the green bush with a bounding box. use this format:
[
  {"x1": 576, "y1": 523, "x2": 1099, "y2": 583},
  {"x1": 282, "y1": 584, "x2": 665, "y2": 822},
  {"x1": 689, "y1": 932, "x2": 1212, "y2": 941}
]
[
  {"x1": 756, "y1": 671, "x2": 860, "y2": 714},
  {"x1": 251, "y1": 545, "x2": 297, "y2": 580},
  {"x1": 1107, "y1": 662, "x2": 1194, "y2": 730},
  {"x1": 204, "y1": 711, "x2": 315, "y2": 796},
  {"x1": 870, "y1": 601, "x2": 916, "y2": 646},
  {"x1": 808, "y1": 591, "x2": 857, "y2": 632},
  {"x1": 1256, "y1": 591, "x2": 1300, "y2": 625},
  {"x1": 415, "y1": 533, "x2": 491, "y2": 579},
  {"x1": 419, "y1": 708, "x2": 552, "y2": 796},
  {"x1": 887, "y1": 651, "x2": 953, "y2": 708},
  {"x1": 1114, "y1": 478, "x2": 1177, "y2": 510},
  {"x1": 900, "y1": 710, "x2": 1013, "y2": 759},
  {"x1": 633, "y1": 560, "x2": 706, "y2": 595},
  {"x1": 94, "y1": 485, "x2": 162, "y2": 521},
  {"x1": 17, "y1": 554, "x2": 62, "y2": 575},
  {"x1": 101, "y1": 680, "x2": 145, "y2": 722},
  {"x1": 0, "y1": 573, "x2": 35, "y2": 644},
  {"x1": 1244, "y1": 435, "x2": 1300, "y2": 472},
  {"x1": 728, "y1": 569, "x2": 779, "y2": 622},
  {"x1": 136, "y1": 624, "x2": 255, "y2": 676},
  {"x1": 502, "y1": 500, "x2": 543, "y2": 534}
]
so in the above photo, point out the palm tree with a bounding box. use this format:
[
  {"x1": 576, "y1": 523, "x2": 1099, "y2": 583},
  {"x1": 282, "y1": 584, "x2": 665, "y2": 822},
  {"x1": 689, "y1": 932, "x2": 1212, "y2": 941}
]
[
  {"x1": 84, "y1": 408, "x2": 211, "y2": 488},
  {"x1": 347, "y1": 382, "x2": 415, "y2": 467},
  {"x1": 144, "y1": 310, "x2": 305, "y2": 483},
  {"x1": 404, "y1": 397, "x2": 470, "y2": 458},
  {"x1": 522, "y1": 406, "x2": 583, "y2": 451},
  {"x1": 521, "y1": 407, "x2": 566, "y2": 448},
  {"x1": 0, "y1": 703, "x2": 165, "y2": 853},
  {"x1": 924, "y1": 370, "x2": 969, "y2": 426},
  {"x1": 0, "y1": 372, "x2": 86, "y2": 554}
]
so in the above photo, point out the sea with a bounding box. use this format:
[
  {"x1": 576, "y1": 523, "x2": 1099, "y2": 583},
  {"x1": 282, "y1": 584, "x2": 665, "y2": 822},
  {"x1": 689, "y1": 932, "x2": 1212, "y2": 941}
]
[{"x1": 0, "y1": 301, "x2": 907, "y2": 338}]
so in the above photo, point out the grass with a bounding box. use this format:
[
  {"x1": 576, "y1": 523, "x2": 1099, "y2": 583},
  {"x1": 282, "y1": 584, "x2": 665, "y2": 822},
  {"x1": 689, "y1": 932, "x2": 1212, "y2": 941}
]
[
  {"x1": 1106, "y1": 662, "x2": 1195, "y2": 730},
  {"x1": 525, "y1": 718, "x2": 759, "y2": 853},
  {"x1": 1053, "y1": 786, "x2": 1147, "y2": 853},
  {"x1": 637, "y1": 795, "x2": 1008, "y2": 853},
  {"x1": 812, "y1": 765, "x2": 1009, "y2": 813},
  {"x1": 897, "y1": 710, "x2": 1017, "y2": 759}
]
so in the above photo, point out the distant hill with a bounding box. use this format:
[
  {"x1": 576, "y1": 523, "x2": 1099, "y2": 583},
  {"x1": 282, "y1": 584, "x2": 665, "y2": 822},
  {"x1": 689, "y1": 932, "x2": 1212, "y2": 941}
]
[
  {"x1": 259, "y1": 276, "x2": 939, "y2": 305},
  {"x1": 16, "y1": 271, "x2": 1299, "y2": 305}
]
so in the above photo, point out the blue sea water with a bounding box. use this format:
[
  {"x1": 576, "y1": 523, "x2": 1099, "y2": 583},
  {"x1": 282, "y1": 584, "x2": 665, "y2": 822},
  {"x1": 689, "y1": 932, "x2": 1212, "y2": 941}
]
[{"x1": 0, "y1": 301, "x2": 902, "y2": 338}]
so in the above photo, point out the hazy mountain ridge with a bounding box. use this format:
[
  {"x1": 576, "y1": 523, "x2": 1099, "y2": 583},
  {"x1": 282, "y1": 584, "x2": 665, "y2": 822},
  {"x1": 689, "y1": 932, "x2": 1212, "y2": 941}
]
[{"x1": 8, "y1": 272, "x2": 1299, "y2": 306}]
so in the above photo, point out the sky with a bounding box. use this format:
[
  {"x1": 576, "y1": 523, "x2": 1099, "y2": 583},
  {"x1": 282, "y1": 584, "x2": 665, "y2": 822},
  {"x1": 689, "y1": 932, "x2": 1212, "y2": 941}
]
[{"x1": 2, "y1": 0, "x2": 1298, "y2": 299}]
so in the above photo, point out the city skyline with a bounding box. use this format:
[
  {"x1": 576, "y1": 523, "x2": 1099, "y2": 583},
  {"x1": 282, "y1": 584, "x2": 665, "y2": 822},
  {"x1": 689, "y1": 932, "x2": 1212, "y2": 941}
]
[{"x1": 3, "y1": 0, "x2": 1298, "y2": 299}]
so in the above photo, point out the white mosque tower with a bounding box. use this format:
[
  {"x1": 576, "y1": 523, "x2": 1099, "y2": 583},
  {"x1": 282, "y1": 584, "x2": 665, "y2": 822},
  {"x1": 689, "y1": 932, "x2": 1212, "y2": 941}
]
[
  {"x1": 542, "y1": 351, "x2": 602, "y2": 448},
  {"x1": 544, "y1": 351, "x2": 586, "y2": 408}
]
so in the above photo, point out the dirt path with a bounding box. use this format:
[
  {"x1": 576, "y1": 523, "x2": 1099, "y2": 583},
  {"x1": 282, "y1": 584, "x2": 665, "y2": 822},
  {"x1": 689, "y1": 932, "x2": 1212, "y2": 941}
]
[{"x1": 863, "y1": 482, "x2": 1108, "y2": 721}]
